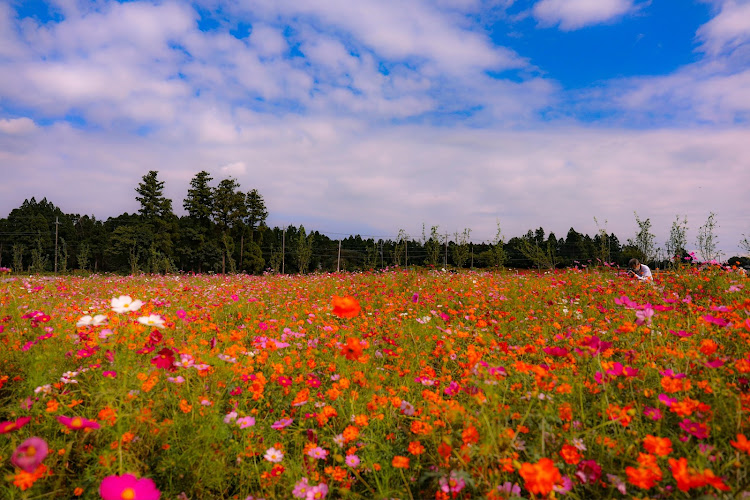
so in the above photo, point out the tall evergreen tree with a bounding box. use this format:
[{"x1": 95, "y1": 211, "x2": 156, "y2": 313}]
[
  {"x1": 245, "y1": 189, "x2": 268, "y2": 242},
  {"x1": 184, "y1": 171, "x2": 214, "y2": 228},
  {"x1": 135, "y1": 171, "x2": 173, "y2": 220}
]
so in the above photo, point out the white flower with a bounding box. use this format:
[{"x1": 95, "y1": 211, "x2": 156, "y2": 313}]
[
  {"x1": 264, "y1": 447, "x2": 284, "y2": 463},
  {"x1": 137, "y1": 315, "x2": 165, "y2": 328},
  {"x1": 76, "y1": 314, "x2": 108, "y2": 327},
  {"x1": 111, "y1": 295, "x2": 144, "y2": 313}
]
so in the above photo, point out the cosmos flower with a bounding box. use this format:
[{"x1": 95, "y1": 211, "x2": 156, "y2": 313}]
[
  {"x1": 99, "y1": 474, "x2": 160, "y2": 500},
  {"x1": 138, "y1": 315, "x2": 166, "y2": 329},
  {"x1": 110, "y1": 296, "x2": 144, "y2": 313},
  {"x1": 76, "y1": 315, "x2": 108, "y2": 327},
  {"x1": 0, "y1": 416, "x2": 31, "y2": 434},
  {"x1": 12, "y1": 437, "x2": 48, "y2": 472},
  {"x1": 57, "y1": 415, "x2": 101, "y2": 431},
  {"x1": 264, "y1": 447, "x2": 284, "y2": 463},
  {"x1": 331, "y1": 296, "x2": 361, "y2": 318}
]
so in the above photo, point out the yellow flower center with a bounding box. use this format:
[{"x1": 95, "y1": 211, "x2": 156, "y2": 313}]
[
  {"x1": 71, "y1": 417, "x2": 83, "y2": 428},
  {"x1": 25, "y1": 445, "x2": 36, "y2": 456},
  {"x1": 4, "y1": 423, "x2": 15, "y2": 431},
  {"x1": 121, "y1": 488, "x2": 136, "y2": 500}
]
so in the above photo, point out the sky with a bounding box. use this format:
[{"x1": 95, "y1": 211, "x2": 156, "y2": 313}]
[{"x1": 0, "y1": 0, "x2": 749, "y2": 256}]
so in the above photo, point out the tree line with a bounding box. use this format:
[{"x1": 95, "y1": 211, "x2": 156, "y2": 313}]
[{"x1": 0, "y1": 171, "x2": 747, "y2": 274}]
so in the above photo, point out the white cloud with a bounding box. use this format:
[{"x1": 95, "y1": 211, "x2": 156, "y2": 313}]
[
  {"x1": 532, "y1": 0, "x2": 635, "y2": 30},
  {"x1": 220, "y1": 161, "x2": 247, "y2": 176},
  {"x1": 2, "y1": 116, "x2": 748, "y2": 256},
  {"x1": 0, "y1": 117, "x2": 37, "y2": 134},
  {"x1": 697, "y1": 0, "x2": 750, "y2": 55},
  {"x1": 249, "y1": 24, "x2": 288, "y2": 57}
]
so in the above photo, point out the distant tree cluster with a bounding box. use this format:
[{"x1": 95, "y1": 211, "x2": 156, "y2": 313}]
[{"x1": 0, "y1": 174, "x2": 744, "y2": 274}]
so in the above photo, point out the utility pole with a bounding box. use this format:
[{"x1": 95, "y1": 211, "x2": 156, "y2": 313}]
[
  {"x1": 54, "y1": 217, "x2": 60, "y2": 273},
  {"x1": 444, "y1": 232, "x2": 448, "y2": 268},
  {"x1": 337, "y1": 239, "x2": 341, "y2": 272},
  {"x1": 405, "y1": 238, "x2": 408, "y2": 268},
  {"x1": 282, "y1": 227, "x2": 285, "y2": 274}
]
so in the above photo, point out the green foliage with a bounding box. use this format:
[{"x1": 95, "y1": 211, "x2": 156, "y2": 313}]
[
  {"x1": 627, "y1": 212, "x2": 656, "y2": 264},
  {"x1": 295, "y1": 225, "x2": 314, "y2": 274},
  {"x1": 451, "y1": 228, "x2": 471, "y2": 269},
  {"x1": 422, "y1": 224, "x2": 442, "y2": 267},
  {"x1": 697, "y1": 212, "x2": 721, "y2": 262}
]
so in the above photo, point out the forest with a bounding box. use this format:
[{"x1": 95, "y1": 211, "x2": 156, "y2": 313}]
[{"x1": 1, "y1": 171, "x2": 746, "y2": 274}]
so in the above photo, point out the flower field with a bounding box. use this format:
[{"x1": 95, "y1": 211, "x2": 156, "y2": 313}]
[{"x1": 1, "y1": 267, "x2": 750, "y2": 499}]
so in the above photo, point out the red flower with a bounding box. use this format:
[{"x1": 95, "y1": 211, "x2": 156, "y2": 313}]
[
  {"x1": 151, "y1": 348, "x2": 176, "y2": 371},
  {"x1": 332, "y1": 296, "x2": 361, "y2": 318}
]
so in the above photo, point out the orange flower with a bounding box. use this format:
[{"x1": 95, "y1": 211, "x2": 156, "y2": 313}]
[
  {"x1": 12, "y1": 464, "x2": 48, "y2": 491},
  {"x1": 342, "y1": 425, "x2": 359, "y2": 443},
  {"x1": 731, "y1": 433, "x2": 750, "y2": 453},
  {"x1": 340, "y1": 337, "x2": 363, "y2": 361},
  {"x1": 391, "y1": 455, "x2": 410, "y2": 469},
  {"x1": 625, "y1": 466, "x2": 661, "y2": 490},
  {"x1": 560, "y1": 444, "x2": 581, "y2": 464},
  {"x1": 332, "y1": 296, "x2": 361, "y2": 318},
  {"x1": 643, "y1": 435, "x2": 672, "y2": 457},
  {"x1": 408, "y1": 441, "x2": 425, "y2": 455},
  {"x1": 437, "y1": 442, "x2": 452, "y2": 460},
  {"x1": 179, "y1": 399, "x2": 192, "y2": 413},
  {"x1": 461, "y1": 425, "x2": 479, "y2": 446},
  {"x1": 519, "y1": 458, "x2": 561, "y2": 496},
  {"x1": 45, "y1": 400, "x2": 59, "y2": 413}
]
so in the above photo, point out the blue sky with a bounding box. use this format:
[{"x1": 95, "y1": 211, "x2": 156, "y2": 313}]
[{"x1": 1, "y1": 0, "x2": 749, "y2": 256}]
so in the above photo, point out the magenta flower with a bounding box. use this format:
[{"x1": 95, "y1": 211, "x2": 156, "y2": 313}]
[
  {"x1": 151, "y1": 348, "x2": 176, "y2": 372},
  {"x1": 0, "y1": 416, "x2": 31, "y2": 434},
  {"x1": 57, "y1": 415, "x2": 101, "y2": 430},
  {"x1": 575, "y1": 460, "x2": 602, "y2": 484},
  {"x1": 679, "y1": 419, "x2": 709, "y2": 439},
  {"x1": 345, "y1": 454, "x2": 360, "y2": 468},
  {"x1": 100, "y1": 474, "x2": 160, "y2": 500},
  {"x1": 103, "y1": 371, "x2": 117, "y2": 378},
  {"x1": 12, "y1": 437, "x2": 48, "y2": 472},
  {"x1": 272, "y1": 417, "x2": 293, "y2": 430}
]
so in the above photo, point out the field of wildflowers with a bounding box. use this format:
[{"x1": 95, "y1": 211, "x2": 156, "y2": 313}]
[{"x1": 1, "y1": 266, "x2": 749, "y2": 499}]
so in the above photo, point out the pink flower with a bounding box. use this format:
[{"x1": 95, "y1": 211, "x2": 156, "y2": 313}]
[
  {"x1": 345, "y1": 454, "x2": 360, "y2": 468},
  {"x1": 100, "y1": 474, "x2": 160, "y2": 500},
  {"x1": 103, "y1": 371, "x2": 117, "y2": 378},
  {"x1": 439, "y1": 471, "x2": 466, "y2": 494},
  {"x1": 12, "y1": 437, "x2": 48, "y2": 472},
  {"x1": 57, "y1": 415, "x2": 101, "y2": 430},
  {"x1": 306, "y1": 483, "x2": 328, "y2": 500},
  {"x1": 272, "y1": 417, "x2": 293, "y2": 430},
  {"x1": 0, "y1": 416, "x2": 31, "y2": 434},
  {"x1": 307, "y1": 446, "x2": 328, "y2": 460},
  {"x1": 237, "y1": 416, "x2": 255, "y2": 429},
  {"x1": 293, "y1": 477, "x2": 310, "y2": 498}
]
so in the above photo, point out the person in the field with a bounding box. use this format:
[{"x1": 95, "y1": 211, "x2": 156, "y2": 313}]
[{"x1": 628, "y1": 258, "x2": 653, "y2": 282}]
